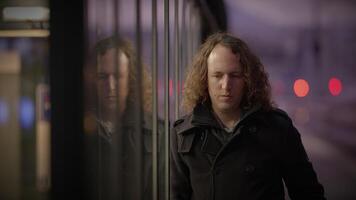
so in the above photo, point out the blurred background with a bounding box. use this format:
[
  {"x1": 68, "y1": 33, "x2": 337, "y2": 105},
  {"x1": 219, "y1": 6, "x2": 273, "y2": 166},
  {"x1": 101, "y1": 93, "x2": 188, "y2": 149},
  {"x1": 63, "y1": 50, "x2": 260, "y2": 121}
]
[{"x1": 0, "y1": 0, "x2": 355, "y2": 199}]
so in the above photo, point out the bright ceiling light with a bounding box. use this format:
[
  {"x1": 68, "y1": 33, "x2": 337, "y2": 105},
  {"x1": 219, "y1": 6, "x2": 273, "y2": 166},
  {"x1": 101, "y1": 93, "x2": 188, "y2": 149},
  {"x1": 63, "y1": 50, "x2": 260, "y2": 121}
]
[
  {"x1": 0, "y1": 30, "x2": 49, "y2": 37},
  {"x1": 3, "y1": 6, "x2": 49, "y2": 21}
]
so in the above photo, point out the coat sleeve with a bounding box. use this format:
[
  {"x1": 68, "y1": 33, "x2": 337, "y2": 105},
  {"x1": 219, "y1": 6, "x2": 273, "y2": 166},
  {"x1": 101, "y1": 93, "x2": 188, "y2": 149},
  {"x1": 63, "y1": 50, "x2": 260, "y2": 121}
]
[
  {"x1": 281, "y1": 123, "x2": 326, "y2": 200},
  {"x1": 170, "y1": 127, "x2": 192, "y2": 200}
]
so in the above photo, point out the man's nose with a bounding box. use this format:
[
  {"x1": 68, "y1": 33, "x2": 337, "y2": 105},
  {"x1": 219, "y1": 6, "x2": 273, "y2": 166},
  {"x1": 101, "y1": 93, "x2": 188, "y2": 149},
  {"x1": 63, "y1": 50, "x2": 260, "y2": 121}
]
[
  {"x1": 221, "y1": 75, "x2": 231, "y2": 90},
  {"x1": 108, "y1": 75, "x2": 116, "y2": 90}
]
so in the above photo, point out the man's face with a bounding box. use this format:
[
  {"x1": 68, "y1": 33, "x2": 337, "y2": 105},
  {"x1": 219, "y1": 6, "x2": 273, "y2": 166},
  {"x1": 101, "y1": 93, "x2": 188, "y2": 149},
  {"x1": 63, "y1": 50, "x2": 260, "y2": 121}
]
[
  {"x1": 97, "y1": 48, "x2": 129, "y2": 118},
  {"x1": 207, "y1": 44, "x2": 245, "y2": 115}
]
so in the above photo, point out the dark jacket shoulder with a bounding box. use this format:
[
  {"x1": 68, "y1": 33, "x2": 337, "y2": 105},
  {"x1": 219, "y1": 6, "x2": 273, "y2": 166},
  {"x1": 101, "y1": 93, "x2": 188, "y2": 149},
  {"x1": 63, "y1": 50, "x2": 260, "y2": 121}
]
[
  {"x1": 261, "y1": 108, "x2": 293, "y2": 128},
  {"x1": 173, "y1": 113, "x2": 196, "y2": 135}
]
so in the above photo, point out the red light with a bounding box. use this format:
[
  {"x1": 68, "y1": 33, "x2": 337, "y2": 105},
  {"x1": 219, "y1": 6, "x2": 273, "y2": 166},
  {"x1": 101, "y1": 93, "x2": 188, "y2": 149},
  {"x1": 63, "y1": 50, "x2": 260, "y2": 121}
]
[
  {"x1": 293, "y1": 79, "x2": 309, "y2": 97},
  {"x1": 329, "y1": 77, "x2": 342, "y2": 96}
]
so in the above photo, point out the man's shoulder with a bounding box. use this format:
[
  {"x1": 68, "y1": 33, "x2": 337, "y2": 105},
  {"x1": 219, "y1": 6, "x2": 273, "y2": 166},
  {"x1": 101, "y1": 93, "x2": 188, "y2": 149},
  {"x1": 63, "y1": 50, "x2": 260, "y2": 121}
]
[
  {"x1": 173, "y1": 117, "x2": 186, "y2": 127},
  {"x1": 173, "y1": 113, "x2": 195, "y2": 134},
  {"x1": 271, "y1": 108, "x2": 291, "y2": 121},
  {"x1": 258, "y1": 107, "x2": 293, "y2": 127}
]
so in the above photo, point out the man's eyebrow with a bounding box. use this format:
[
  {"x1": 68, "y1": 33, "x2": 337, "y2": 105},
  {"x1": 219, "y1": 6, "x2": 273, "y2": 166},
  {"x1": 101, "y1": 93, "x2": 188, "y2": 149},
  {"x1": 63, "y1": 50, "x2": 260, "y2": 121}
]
[
  {"x1": 211, "y1": 70, "x2": 242, "y2": 74},
  {"x1": 97, "y1": 71, "x2": 112, "y2": 76},
  {"x1": 211, "y1": 71, "x2": 223, "y2": 75}
]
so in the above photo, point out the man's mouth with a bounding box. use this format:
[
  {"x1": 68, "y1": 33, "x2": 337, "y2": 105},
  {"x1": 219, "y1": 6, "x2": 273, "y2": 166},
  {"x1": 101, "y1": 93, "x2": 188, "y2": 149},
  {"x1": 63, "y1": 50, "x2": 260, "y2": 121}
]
[
  {"x1": 219, "y1": 95, "x2": 232, "y2": 100},
  {"x1": 106, "y1": 96, "x2": 117, "y2": 100}
]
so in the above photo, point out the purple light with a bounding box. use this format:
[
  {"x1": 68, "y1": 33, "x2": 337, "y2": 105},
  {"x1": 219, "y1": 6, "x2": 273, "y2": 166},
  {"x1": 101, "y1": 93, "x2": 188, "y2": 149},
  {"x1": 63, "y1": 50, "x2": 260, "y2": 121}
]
[{"x1": 0, "y1": 98, "x2": 9, "y2": 125}]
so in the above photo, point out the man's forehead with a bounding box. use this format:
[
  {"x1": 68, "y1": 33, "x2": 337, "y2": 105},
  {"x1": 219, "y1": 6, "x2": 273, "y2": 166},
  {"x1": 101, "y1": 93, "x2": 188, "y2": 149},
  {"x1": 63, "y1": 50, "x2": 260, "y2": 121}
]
[
  {"x1": 98, "y1": 48, "x2": 126, "y2": 59},
  {"x1": 208, "y1": 44, "x2": 240, "y2": 61},
  {"x1": 97, "y1": 49, "x2": 129, "y2": 73}
]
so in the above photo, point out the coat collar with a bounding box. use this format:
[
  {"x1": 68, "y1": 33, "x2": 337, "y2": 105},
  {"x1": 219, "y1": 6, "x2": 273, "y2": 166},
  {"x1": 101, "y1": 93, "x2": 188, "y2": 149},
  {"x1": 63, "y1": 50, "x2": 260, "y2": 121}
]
[
  {"x1": 97, "y1": 112, "x2": 154, "y2": 143},
  {"x1": 175, "y1": 102, "x2": 264, "y2": 135},
  {"x1": 191, "y1": 102, "x2": 221, "y2": 128}
]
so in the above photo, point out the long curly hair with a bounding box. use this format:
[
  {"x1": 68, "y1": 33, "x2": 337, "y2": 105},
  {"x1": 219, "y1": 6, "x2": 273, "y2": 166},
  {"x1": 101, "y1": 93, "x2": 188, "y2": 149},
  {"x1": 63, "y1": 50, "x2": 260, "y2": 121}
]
[
  {"x1": 182, "y1": 32, "x2": 273, "y2": 112},
  {"x1": 95, "y1": 36, "x2": 152, "y2": 113}
]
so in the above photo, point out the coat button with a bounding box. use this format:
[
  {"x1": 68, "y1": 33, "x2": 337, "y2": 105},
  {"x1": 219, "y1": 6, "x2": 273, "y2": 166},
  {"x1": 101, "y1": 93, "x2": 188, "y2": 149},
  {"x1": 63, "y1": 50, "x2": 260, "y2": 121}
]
[
  {"x1": 248, "y1": 126, "x2": 257, "y2": 133},
  {"x1": 245, "y1": 164, "x2": 255, "y2": 173}
]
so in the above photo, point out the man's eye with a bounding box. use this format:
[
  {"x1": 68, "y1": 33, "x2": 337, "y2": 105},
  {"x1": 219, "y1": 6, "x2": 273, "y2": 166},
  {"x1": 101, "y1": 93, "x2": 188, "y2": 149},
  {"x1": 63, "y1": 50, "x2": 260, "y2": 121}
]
[{"x1": 231, "y1": 73, "x2": 242, "y2": 78}]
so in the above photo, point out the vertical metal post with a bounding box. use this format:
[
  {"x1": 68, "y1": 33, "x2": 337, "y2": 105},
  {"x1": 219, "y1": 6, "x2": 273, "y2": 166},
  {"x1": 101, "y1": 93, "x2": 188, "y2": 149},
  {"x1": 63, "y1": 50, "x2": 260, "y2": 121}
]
[
  {"x1": 181, "y1": 0, "x2": 187, "y2": 80},
  {"x1": 93, "y1": 1, "x2": 104, "y2": 200},
  {"x1": 192, "y1": 8, "x2": 200, "y2": 55},
  {"x1": 111, "y1": 0, "x2": 122, "y2": 199},
  {"x1": 135, "y1": 0, "x2": 144, "y2": 199},
  {"x1": 50, "y1": 0, "x2": 84, "y2": 199},
  {"x1": 188, "y1": 4, "x2": 193, "y2": 62},
  {"x1": 174, "y1": 0, "x2": 180, "y2": 120},
  {"x1": 151, "y1": 0, "x2": 158, "y2": 199},
  {"x1": 164, "y1": 0, "x2": 170, "y2": 199}
]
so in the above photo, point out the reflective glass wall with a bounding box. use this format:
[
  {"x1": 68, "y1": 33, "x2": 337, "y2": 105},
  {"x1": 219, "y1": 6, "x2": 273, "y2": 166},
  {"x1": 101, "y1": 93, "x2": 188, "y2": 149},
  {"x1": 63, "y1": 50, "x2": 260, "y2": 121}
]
[{"x1": 83, "y1": 0, "x2": 202, "y2": 199}]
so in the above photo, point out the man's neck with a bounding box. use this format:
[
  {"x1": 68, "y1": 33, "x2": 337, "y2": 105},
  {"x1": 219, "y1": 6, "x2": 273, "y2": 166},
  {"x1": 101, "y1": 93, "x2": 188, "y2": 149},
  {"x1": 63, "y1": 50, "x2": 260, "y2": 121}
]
[
  {"x1": 212, "y1": 108, "x2": 241, "y2": 129},
  {"x1": 100, "y1": 109, "x2": 125, "y2": 122}
]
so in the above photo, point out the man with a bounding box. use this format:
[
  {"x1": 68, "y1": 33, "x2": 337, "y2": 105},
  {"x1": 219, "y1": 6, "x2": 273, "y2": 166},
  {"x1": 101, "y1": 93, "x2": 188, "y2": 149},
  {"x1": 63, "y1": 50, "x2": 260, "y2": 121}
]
[{"x1": 170, "y1": 33, "x2": 326, "y2": 200}]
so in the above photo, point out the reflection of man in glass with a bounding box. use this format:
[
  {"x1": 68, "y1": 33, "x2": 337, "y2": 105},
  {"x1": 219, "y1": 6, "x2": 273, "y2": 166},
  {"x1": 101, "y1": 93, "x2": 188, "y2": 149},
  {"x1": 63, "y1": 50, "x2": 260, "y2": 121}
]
[
  {"x1": 95, "y1": 37, "x2": 152, "y2": 136},
  {"x1": 93, "y1": 36, "x2": 158, "y2": 200},
  {"x1": 97, "y1": 45, "x2": 129, "y2": 118}
]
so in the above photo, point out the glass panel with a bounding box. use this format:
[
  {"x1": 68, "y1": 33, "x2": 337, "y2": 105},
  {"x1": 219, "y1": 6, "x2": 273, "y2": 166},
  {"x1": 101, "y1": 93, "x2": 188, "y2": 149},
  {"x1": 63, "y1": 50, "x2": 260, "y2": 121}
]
[
  {"x1": 84, "y1": 0, "x2": 162, "y2": 199},
  {"x1": 84, "y1": 1, "x2": 202, "y2": 199}
]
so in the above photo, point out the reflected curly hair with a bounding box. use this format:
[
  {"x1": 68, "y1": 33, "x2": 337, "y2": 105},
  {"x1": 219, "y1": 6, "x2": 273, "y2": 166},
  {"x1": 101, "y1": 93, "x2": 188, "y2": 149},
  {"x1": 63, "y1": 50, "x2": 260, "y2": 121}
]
[
  {"x1": 95, "y1": 36, "x2": 152, "y2": 113},
  {"x1": 182, "y1": 32, "x2": 273, "y2": 112}
]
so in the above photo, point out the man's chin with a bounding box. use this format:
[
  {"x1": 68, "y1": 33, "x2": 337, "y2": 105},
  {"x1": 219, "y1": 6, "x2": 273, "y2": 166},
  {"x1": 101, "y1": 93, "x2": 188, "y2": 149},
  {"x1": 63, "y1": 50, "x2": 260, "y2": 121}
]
[
  {"x1": 101, "y1": 104, "x2": 116, "y2": 112},
  {"x1": 216, "y1": 104, "x2": 239, "y2": 114}
]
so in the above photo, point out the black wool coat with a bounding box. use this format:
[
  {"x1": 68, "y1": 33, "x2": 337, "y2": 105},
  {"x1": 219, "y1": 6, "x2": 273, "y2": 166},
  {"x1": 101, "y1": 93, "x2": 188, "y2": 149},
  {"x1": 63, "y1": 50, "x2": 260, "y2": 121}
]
[{"x1": 170, "y1": 103, "x2": 326, "y2": 200}]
